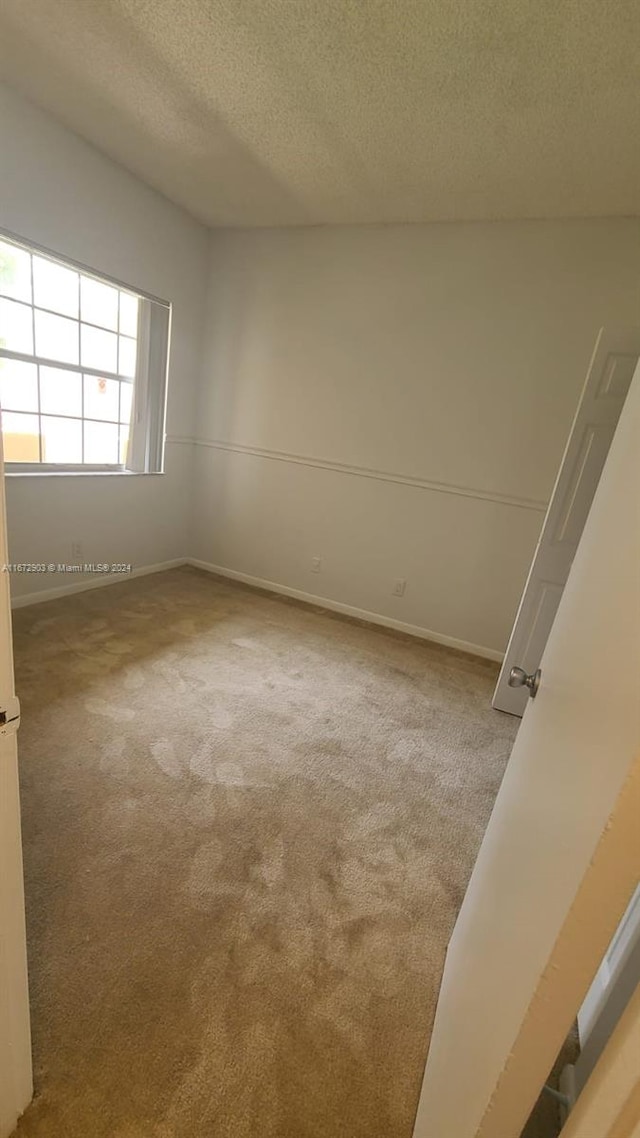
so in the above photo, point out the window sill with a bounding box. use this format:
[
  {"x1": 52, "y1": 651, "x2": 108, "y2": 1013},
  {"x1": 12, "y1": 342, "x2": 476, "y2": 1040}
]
[{"x1": 4, "y1": 469, "x2": 164, "y2": 478}]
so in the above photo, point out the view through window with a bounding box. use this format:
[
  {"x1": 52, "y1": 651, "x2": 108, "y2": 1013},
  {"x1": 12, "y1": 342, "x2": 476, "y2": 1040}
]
[{"x1": 0, "y1": 234, "x2": 169, "y2": 472}]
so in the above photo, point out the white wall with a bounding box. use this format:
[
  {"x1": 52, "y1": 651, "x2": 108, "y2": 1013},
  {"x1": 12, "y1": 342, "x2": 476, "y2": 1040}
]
[
  {"x1": 192, "y1": 220, "x2": 640, "y2": 655},
  {"x1": 0, "y1": 82, "x2": 209, "y2": 601}
]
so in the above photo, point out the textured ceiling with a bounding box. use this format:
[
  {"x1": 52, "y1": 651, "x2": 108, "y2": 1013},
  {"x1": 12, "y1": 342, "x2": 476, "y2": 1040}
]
[{"x1": 0, "y1": 0, "x2": 639, "y2": 228}]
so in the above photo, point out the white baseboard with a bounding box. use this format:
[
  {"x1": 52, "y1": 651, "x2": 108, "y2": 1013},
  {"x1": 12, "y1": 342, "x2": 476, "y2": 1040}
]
[
  {"x1": 10, "y1": 554, "x2": 505, "y2": 662},
  {"x1": 10, "y1": 558, "x2": 187, "y2": 609},
  {"x1": 187, "y1": 558, "x2": 504, "y2": 662}
]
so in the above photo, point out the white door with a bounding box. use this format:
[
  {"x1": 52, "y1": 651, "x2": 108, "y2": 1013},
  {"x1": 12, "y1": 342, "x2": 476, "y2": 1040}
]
[
  {"x1": 413, "y1": 359, "x2": 640, "y2": 1137},
  {"x1": 493, "y1": 325, "x2": 640, "y2": 715},
  {"x1": 0, "y1": 432, "x2": 32, "y2": 1135}
]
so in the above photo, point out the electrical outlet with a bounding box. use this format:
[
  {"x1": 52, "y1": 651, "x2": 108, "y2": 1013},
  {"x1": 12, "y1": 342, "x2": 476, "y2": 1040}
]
[
  {"x1": 311, "y1": 556, "x2": 322, "y2": 573},
  {"x1": 71, "y1": 541, "x2": 83, "y2": 561},
  {"x1": 392, "y1": 578, "x2": 406, "y2": 597}
]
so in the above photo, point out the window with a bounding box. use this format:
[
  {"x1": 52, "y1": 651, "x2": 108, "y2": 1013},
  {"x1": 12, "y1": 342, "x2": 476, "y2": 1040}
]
[{"x1": 0, "y1": 233, "x2": 170, "y2": 473}]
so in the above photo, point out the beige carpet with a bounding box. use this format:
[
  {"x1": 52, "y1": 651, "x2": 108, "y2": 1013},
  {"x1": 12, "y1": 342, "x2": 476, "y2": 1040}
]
[{"x1": 12, "y1": 566, "x2": 518, "y2": 1138}]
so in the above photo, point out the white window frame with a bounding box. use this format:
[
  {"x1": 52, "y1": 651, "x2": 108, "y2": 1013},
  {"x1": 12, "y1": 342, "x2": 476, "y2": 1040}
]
[{"x1": 0, "y1": 229, "x2": 171, "y2": 475}]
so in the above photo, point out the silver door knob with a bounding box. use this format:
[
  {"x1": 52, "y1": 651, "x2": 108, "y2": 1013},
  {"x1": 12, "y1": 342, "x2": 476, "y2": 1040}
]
[{"x1": 508, "y1": 666, "x2": 541, "y2": 698}]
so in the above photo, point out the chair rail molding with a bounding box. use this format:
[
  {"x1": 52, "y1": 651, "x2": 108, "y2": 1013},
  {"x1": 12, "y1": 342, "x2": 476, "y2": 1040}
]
[{"x1": 165, "y1": 435, "x2": 548, "y2": 513}]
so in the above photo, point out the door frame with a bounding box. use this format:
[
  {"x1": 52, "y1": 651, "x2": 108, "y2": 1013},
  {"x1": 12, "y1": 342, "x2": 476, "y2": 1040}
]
[
  {"x1": 413, "y1": 360, "x2": 640, "y2": 1138},
  {"x1": 0, "y1": 433, "x2": 32, "y2": 1136},
  {"x1": 473, "y1": 757, "x2": 640, "y2": 1136},
  {"x1": 412, "y1": 760, "x2": 640, "y2": 1138},
  {"x1": 561, "y1": 973, "x2": 640, "y2": 1138}
]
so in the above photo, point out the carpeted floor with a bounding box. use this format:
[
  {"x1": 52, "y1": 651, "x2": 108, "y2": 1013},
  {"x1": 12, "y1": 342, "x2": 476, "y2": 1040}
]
[{"x1": 12, "y1": 566, "x2": 518, "y2": 1138}]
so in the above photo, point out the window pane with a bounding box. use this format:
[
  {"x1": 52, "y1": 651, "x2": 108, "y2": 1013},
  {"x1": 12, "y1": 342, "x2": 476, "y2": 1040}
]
[
  {"x1": 33, "y1": 255, "x2": 79, "y2": 318},
  {"x1": 119, "y1": 292, "x2": 138, "y2": 337},
  {"x1": 84, "y1": 420, "x2": 118, "y2": 464},
  {"x1": 0, "y1": 297, "x2": 34, "y2": 354},
  {"x1": 119, "y1": 381, "x2": 133, "y2": 425},
  {"x1": 0, "y1": 359, "x2": 38, "y2": 412},
  {"x1": 40, "y1": 366, "x2": 82, "y2": 417},
  {"x1": 84, "y1": 375, "x2": 119, "y2": 421},
  {"x1": 118, "y1": 335, "x2": 137, "y2": 378},
  {"x1": 2, "y1": 412, "x2": 40, "y2": 461},
  {"x1": 35, "y1": 309, "x2": 79, "y2": 365},
  {"x1": 41, "y1": 416, "x2": 82, "y2": 463},
  {"x1": 119, "y1": 426, "x2": 129, "y2": 465},
  {"x1": 81, "y1": 276, "x2": 118, "y2": 331},
  {"x1": 81, "y1": 324, "x2": 117, "y2": 372},
  {"x1": 0, "y1": 242, "x2": 31, "y2": 303}
]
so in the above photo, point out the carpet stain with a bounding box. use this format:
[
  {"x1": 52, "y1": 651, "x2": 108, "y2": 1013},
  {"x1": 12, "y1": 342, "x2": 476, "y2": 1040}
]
[{"x1": 12, "y1": 566, "x2": 517, "y2": 1138}]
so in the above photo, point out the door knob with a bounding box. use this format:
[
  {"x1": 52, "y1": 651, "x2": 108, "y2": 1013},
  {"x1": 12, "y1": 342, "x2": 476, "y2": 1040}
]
[{"x1": 508, "y1": 666, "x2": 541, "y2": 698}]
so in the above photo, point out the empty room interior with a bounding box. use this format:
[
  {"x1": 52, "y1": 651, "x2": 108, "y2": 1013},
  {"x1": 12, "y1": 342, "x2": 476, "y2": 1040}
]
[{"x1": 1, "y1": 4, "x2": 639, "y2": 1138}]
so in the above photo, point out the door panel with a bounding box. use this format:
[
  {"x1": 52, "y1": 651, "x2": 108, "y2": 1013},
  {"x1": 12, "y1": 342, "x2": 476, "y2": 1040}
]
[
  {"x1": 413, "y1": 361, "x2": 640, "y2": 1138},
  {"x1": 494, "y1": 327, "x2": 640, "y2": 715},
  {"x1": 517, "y1": 579, "x2": 563, "y2": 667},
  {"x1": 551, "y1": 423, "x2": 615, "y2": 546}
]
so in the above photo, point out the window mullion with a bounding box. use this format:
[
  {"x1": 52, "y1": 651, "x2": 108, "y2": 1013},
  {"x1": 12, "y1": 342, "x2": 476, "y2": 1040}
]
[
  {"x1": 0, "y1": 292, "x2": 133, "y2": 336},
  {"x1": 0, "y1": 347, "x2": 130, "y2": 385}
]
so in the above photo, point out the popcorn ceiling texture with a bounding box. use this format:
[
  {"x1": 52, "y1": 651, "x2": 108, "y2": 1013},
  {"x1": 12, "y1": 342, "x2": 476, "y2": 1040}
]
[
  {"x1": 0, "y1": 0, "x2": 639, "y2": 227},
  {"x1": 12, "y1": 567, "x2": 517, "y2": 1137}
]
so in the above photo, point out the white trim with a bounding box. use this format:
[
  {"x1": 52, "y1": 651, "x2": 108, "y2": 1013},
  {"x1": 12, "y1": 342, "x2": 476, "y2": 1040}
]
[
  {"x1": 173, "y1": 436, "x2": 548, "y2": 512},
  {"x1": 10, "y1": 558, "x2": 187, "y2": 609},
  {"x1": 187, "y1": 558, "x2": 504, "y2": 661}
]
